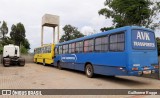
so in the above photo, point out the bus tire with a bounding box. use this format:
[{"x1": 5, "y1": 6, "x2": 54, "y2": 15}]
[
  {"x1": 85, "y1": 64, "x2": 94, "y2": 78},
  {"x1": 57, "y1": 62, "x2": 62, "y2": 70},
  {"x1": 35, "y1": 58, "x2": 38, "y2": 64},
  {"x1": 43, "y1": 59, "x2": 46, "y2": 66}
]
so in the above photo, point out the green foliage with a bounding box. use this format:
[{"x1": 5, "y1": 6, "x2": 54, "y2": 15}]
[
  {"x1": 20, "y1": 45, "x2": 28, "y2": 54},
  {"x1": 0, "y1": 46, "x2": 3, "y2": 54},
  {"x1": 100, "y1": 26, "x2": 115, "y2": 32},
  {"x1": 0, "y1": 37, "x2": 14, "y2": 46},
  {"x1": 156, "y1": 37, "x2": 160, "y2": 55},
  {"x1": 22, "y1": 38, "x2": 30, "y2": 50},
  {"x1": 60, "y1": 25, "x2": 84, "y2": 42},
  {"x1": 99, "y1": 0, "x2": 160, "y2": 31},
  {"x1": 0, "y1": 21, "x2": 30, "y2": 54},
  {"x1": 0, "y1": 21, "x2": 8, "y2": 39},
  {"x1": 10, "y1": 23, "x2": 26, "y2": 46}
]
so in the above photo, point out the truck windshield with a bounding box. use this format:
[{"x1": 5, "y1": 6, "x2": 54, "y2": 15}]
[{"x1": 132, "y1": 29, "x2": 156, "y2": 50}]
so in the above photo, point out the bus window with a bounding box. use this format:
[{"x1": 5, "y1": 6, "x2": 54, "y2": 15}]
[
  {"x1": 132, "y1": 30, "x2": 155, "y2": 50},
  {"x1": 84, "y1": 40, "x2": 89, "y2": 52},
  {"x1": 84, "y1": 39, "x2": 94, "y2": 52},
  {"x1": 75, "y1": 42, "x2": 79, "y2": 53},
  {"x1": 69, "y1": 44, "x2": 72, "y2": 53},
  {"x1": 95, "y1": 36, "x2": 108, "y2": 52},
  {"x1": 76, "y1": 41, "x2": 83, "y2": 53},
  {"x1": 101, "y1": 36, "x2": 108, "y2": 51},
  {"x1": 63, "y1": 44, "x2": 68, "y2": 54},
  {"x1": 109, "y1": 33, "x2": 125, "y2": 51},
  {"x1": 117, "y1": 33, "x2": 125, "y2": 51},
  {"x1": 59, "y1": 46, "x2": 62, "y2": 54},
  {"x1": 95, "y1": 37, "x2": 101, "y2": 52},
  {"x1": 71, "y1": 43, "x2": 75, "y2": 53}
]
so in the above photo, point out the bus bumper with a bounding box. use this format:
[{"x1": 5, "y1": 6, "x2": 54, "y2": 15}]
[{"x1": 128, "y1": 69, "x2": 159, "y2": 76}]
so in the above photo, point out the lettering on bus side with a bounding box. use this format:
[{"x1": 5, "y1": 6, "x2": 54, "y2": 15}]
[
  {"x1": 132, "y1": 30, "x2": 155, "y2": 49},
  {"x1": 61, "y1": 54, "x2": 77, "y2": 62}
]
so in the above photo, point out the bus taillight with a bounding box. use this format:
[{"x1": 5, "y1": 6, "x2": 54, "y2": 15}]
[
  {"x1": 132, "y1": 67, "x2": 138, "y2": 71},
  {"x1": 154, "y1": 65, "x2": 159, "y2": 69},
  {"x1": 152, "y1": 64, "x2": 159, "y2": 69}
]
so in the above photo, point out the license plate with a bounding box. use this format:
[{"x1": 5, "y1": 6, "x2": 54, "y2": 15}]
[{"x1": 143, "y1": 70, "x2": 151, "y2": 74}]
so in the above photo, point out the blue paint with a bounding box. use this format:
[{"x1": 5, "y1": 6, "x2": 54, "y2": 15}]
[
  {"x1": 54, "y1": 26, "x2": 159, "y2": 76},
  {"x1": 132, "y1": 30, "x2": 156, "y2": 50}
]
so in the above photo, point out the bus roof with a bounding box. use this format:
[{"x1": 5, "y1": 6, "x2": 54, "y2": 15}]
[
  {"x1": 57, "y1": 26, "x2": 154, "y2": 46},
  {"x1": 34, "y1": 44, "x2": 54, "y2": 49}
]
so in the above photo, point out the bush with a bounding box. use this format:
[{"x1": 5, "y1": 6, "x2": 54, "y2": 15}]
[
  {"x1": 20, "y1": 45, "x2": 29, "y2": 54},
  {"x1": 0, "y1": 46, "x2": 3, "y2": 54}
]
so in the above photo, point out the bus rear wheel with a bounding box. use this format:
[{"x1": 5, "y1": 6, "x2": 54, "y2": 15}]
[
  {"x1": 57, "y1": 62, "x2": 62, "y2": 70},
  {"x1": 35, "y1": 58, "x2": 38, "y2": 64},
  {"x1": 85, "y1": 64, "x2": 94, "y2": 78},
  {"x1": 43, "y1": 59, "x2": 46, "y2": 66}
]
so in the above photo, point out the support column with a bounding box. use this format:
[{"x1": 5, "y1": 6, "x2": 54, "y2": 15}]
[
  {"x1": 57, "y1": 26, "x2": 60, "y2": 43},
  {"x1": 53, "y1": 27, "x2": 55, "y2": 44},
  {"x1": 41, "y1": 26, "x2": 44, "y2": 46}
]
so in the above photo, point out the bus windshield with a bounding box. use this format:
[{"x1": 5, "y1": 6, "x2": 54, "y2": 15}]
[{"x1": 132, "y1": 29, "x2": 156, "y2": 50}]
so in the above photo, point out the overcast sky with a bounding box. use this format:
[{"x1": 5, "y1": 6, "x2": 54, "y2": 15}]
[{"x1": 0, "y1": 0, "x2": 159, "y2": 52}]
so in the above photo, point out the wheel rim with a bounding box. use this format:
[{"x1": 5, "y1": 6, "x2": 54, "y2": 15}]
[{"x1": 87, "y1": 66, "x2": 92, "y2": 76}]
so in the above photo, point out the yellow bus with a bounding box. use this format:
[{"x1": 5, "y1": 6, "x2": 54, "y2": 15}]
[{"x1": 34, "y1": 44, "x2": 55, "y2": 65}]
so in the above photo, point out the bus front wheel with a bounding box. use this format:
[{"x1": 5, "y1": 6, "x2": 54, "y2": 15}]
[{"x1": 85, "y1": 64, "x2": 94, "y2": 78}]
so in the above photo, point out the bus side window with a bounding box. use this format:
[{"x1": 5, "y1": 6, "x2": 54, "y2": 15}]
[
  {"x1": 84, "y1": 40, "x2": 88, "y2": 52},
  {"x1": 109, "y1": 32, "x2": 125, "y2": 51},
  {"x1": 69, "y1": 44, "x2": 72, "y2": 53},
  {"x1": 59, "y1": 46, "x2": 62, "y2": 54},
  {"x1": 89, "y1": 39, "x2": 94, "y2": 52},
  {"x1": 71, "y1": 43, "x2": 75, "y2": 53},
  {"x1": 75, "y1": 42, "x2": 79, "y2": 53}
]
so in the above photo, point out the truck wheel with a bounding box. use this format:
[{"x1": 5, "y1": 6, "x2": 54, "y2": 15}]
[
  {"x1": 85, "y1": 64, "x2": 94, "y2": 78},
  {"x1": 3, "y1": 58, "x2": 10, "y2": 67},
  {"x1": 19, "y1": 58, "x2": 25, "y2": 66},
  {"x1": 43, "y1": 59, "x2": 46, "y2": 66},
  {"x1": 57, "y1": 62, "x2": 62, "y2": 70}
]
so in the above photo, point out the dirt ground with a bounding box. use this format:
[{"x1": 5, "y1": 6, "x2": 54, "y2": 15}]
[{"x1": 0, "y1": 63, "x2": 160, "y2": 98}]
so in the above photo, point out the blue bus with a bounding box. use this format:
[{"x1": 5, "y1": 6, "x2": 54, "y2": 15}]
[{"x1": 54, "y1": 26, "x2": 159, "y2": 78}]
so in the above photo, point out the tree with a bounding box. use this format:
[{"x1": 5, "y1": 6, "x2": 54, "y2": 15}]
[
  {"x1": 100, "y1": 26, "x2": 114, "y2": 32},
  {"x1": 0, "y1": 37, "x2": 14, "y2": 46},
  {"x1": 60, "y1": 25, "x2": 84, "y2": 42},
  {"x1": 98, "y1": 0, "x2": 160, "y2": 31},
  {"x1": 156, "y1": 37, "x2": 160, "y2": 55},
  {"x1": 0, "y1": 21, "x2": 8, "y2": 38},
  {"x1": 22, "y1": 38, "x2": 30, "y2": 50},
  {"x1": 10, "y1": 23, "x2": 26, "y2": 46}
]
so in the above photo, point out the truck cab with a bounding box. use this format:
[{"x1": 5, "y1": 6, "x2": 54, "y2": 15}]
[{"x1": 3, "y1": 44, "x2": 25, "y2": 67}]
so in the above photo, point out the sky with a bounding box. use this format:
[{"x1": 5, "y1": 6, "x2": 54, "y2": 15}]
[{"x1": 0, "y1": 0, "x2": 159, "y2": 52}]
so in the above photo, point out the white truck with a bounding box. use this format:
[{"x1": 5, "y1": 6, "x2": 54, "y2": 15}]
[{"x1": 2, "y1": 44, "x2": 25, "y2": 67}]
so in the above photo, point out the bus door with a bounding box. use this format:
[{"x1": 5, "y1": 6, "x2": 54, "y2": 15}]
[{"x1": 61, "y1": 54, "x2": 76, "y2": 69}]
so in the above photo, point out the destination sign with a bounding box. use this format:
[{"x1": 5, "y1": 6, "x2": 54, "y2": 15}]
[{"x1": 132, "y1": 30, "x2": 156, "y2": 49}]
